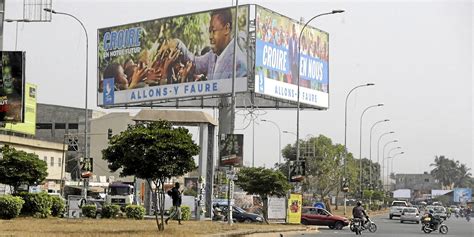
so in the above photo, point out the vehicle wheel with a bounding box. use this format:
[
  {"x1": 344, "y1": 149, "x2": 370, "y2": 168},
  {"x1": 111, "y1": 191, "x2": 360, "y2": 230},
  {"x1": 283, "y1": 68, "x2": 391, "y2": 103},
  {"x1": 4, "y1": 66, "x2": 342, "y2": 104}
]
[
  {"x1": 422, "y1": 225, "x2": 432, "y2": 234},
  {"x1": 439, "y1": 225, "x2": 448, "y2": 234},
  {"x1": 389, "y1": 215, "x2": 393, "y2": 219},
  {"x1": 349, "y1": 223, "x2": 355, "y2": 231},
  {"x1": 244, "y1": 218, "x2": 252, "y2": 223},
  {"x1": 334, "y1": 221, "x2": 344, "y2": 230},
  {"x1": 368, "y1": 223, "x2": 377, "y2": 233},
  {"x1": 301, "y1": 219, "x2": 309, "y2": 225},
  {"x1": 328, "y1": 225, "x2": 335, "y2": 229}
]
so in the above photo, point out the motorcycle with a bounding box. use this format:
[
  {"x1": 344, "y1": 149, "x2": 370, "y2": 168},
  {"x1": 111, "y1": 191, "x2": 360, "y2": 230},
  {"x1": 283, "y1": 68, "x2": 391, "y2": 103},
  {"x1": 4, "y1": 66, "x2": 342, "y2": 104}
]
[
  {"x1": 350, "y1": 217, "x2": 377, "y2": 233},
  {"x1": 421, "y1": 214, "x2": 448, "y2": 234},
  {"x1": 350, "y1": 218, "x2": 363, "y2": 235}
]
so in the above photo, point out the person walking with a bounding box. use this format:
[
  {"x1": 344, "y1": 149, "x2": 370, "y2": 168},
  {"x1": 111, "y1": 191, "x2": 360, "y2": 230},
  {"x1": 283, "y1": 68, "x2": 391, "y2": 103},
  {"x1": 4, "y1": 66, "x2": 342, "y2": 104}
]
[{"x1": 166, "y1": 182, "x2": 183, "y2": 225}]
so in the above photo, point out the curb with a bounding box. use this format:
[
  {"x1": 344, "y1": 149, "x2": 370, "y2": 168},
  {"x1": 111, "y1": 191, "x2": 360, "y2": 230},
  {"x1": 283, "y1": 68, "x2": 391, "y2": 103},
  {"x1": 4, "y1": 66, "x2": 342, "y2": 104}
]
[{"x1": 211, "y1": 226, "x2": 317, "y2": 237}]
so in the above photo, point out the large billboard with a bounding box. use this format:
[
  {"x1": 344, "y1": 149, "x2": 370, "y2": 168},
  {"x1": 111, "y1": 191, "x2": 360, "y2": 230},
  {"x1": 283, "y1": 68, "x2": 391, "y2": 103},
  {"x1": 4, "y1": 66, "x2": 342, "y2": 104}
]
[
  {"x1": 97, "y1": 6, "x2": 249, "y2": 107},
  {"x1": 1, "y1": 83, "x2": 36, "y2": 135},
  {"x1": 254, "y1": 6, "x2": 329, "y2": 109},
  {"x1": 0, "y1": 51, "x2": 25, "y2": 122}
]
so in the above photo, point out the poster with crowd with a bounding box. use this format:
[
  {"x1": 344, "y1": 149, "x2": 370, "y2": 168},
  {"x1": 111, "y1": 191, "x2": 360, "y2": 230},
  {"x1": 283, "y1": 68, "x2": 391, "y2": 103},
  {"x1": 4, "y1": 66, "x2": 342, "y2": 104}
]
[
  {"x1": 97, "y1": 6, "x2": 249, "y2": 107},
  {"x1": 255, "y1": 6, "x2": 329, "y2": 109},
  {"x1": 0, "y1": 51, "x2": 25, "y2": 123}
]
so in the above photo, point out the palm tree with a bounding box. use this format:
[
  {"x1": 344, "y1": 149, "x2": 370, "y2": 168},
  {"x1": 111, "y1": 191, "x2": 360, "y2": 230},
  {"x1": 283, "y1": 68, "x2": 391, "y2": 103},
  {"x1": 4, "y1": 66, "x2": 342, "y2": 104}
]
[
  {"x1": 430, "y1": 156, "x2": 457, "y2": 189},
  {"x1": 454, "y1": 163, "x2": 472, "y2": 187}
]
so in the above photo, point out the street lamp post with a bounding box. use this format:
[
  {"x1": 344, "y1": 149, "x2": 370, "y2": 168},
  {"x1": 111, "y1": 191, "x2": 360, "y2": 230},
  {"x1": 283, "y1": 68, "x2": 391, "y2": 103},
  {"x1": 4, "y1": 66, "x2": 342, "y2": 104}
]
[
  {"x1": 342, "y1": 83, "x2": 373, "y2": 214},
  {"x1": 389, "y1": 152, "x2": 404, "y2": 189},
  {"x1": 386, "y1": 147, "x2": 402, "y2": 186},
  {"x1": 358, "y1": 104, "x2": 383, "y2": 197},
  {"x1": 382, "y1": 140, "x2": 398, "y2": 190},
  {"x1": 44, "y1": 8, "x2": 89, "y2": 200},
  {"x1": 261, "y1": 119, "x2": 282, "y2": 164},
  {"x1": 296, "y1": 9, "x2": 344, "y2": 168},
  {"x1": 376, "y1": 131, "x2": 394, "y2": 188},
  {"x1": 368, "y1": 119, "x2": 389, "y2": 189}
]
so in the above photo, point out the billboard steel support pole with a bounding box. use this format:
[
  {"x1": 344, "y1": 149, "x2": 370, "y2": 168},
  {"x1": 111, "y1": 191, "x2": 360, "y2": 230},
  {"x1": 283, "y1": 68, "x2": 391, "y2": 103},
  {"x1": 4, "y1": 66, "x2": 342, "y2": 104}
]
[{"x1": 44, "y1": 8, "x2": 89, "y2": 200}]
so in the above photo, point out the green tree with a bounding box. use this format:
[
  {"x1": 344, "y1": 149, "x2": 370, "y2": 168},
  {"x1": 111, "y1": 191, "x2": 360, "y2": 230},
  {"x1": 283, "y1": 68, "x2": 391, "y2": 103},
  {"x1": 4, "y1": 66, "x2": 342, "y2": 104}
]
[
  {"x1": 235, "y1": 167, "x2": 291, "y2": 224},
  {"x1": 453, "y1": 162, "x2": 472, "y2": 188},
  {"x1": 430, "y1": 156, "x2": 470, "y2": 189},
  {"x1": 102, "y1": 120, "x2": 199, "y2": 231},
  {"x1": 0, "y1": 146, "x2": 48, "y2": 194}
]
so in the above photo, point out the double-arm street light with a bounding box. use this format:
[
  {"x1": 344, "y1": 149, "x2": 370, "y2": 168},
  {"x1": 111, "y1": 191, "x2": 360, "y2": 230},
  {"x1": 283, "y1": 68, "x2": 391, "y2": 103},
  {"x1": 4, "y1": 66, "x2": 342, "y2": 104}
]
[
  {"x1": 296, "y1": 9, "x2": 344, "y2": 167},
  {"x1": 358, "y1": 104, "x2": 383, "y2": 195},
  {"x1": 44, "y1": 8, "x2": 89, "y2": 198},
  {"x1": 382, "y1": 140, "x2": 398, "y2": 190},
  {"x1": 368, "y1": 119, "x2": 389, "y2": 188},
  {"x1": 261, "y1": 119, "x2": 282, "y2": 164}
]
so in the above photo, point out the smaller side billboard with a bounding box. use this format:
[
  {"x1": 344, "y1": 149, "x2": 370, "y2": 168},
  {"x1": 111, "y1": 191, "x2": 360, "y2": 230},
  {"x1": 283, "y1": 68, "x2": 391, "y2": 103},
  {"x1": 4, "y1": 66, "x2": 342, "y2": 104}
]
[
  {"x1": 453, "y1": 188, "x2": 472, "y2": 204},
  {"x1": 287, "y1": 193, "x2": 302, "y2": 224},
  {"x1": 219, "y1": 134, "x2": 243, "y2": 167},
  {"x1": 2, "y1": 83, "x2": 36, "y2": 135},
  {"x1": 0, "y1": 51, "x2": 25, "y2": 123}
]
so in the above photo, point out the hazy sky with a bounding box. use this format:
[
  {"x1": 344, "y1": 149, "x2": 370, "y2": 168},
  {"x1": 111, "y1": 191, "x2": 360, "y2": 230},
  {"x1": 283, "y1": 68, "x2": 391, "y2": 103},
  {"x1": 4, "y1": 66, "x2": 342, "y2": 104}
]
[{"x1": 3, "y1": 0, "x2": 472, "y2": 175}]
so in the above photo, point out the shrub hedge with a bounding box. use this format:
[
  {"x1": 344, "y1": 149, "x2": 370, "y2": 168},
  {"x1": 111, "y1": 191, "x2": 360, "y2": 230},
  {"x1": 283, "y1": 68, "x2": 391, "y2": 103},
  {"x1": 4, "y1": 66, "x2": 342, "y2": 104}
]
[
  {"x1": 125, "y1": 205, "x2": 145, "y2": 220},
  {"x1": 102, "y1": 204, "x2": 121, "y2": 218},
  {"x1": 0, "y1": 195, "x2": 25, "y2": 219},
  {"x1": 82, "y1": 204, "x2": 97, "y2": 218},
  {"x1": 18, "y1": 192, "x2": 53, "y2": 218},
  {"x1": 169, "y1": 205, "x2": 191, "y2": 220},
  {"x1": 50, "y1": 196, "x2": 66, "y2": 217}
]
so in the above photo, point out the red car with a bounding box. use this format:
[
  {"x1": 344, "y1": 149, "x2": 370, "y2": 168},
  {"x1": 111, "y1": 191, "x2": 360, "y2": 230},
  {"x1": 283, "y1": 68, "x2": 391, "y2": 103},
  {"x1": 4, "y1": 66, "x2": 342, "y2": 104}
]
[{"x1": 301, "y1": 207, "x2": 350, "y2": 229}]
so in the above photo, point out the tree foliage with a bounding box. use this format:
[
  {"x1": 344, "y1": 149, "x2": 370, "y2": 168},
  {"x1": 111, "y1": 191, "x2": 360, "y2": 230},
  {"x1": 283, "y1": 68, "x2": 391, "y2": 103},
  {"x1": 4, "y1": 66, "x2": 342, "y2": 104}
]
[
  {"x1": 102, "y1": 120, "x2": 199, "y2": 231},
  {"x1": 235, "y1": 167, "x2": 291, "y2": 223},
  {"x1": 430, "y1": 155, "x2": 472, "y2": 189},
  {"x1": 0, "y1": 146, "x2": 48, "y2": 194}
]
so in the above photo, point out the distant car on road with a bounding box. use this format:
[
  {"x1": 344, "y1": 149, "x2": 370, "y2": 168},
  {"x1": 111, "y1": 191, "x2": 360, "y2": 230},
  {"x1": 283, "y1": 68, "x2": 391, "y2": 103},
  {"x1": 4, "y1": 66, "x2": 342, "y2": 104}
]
[
  {"x1": 400, "y1": 207, "x2": 420, "y2": 224},
  {"x1": 219, "y1": 204, "x2": 264, "y2": 223},
  {"x1": 389, "y1": 200, "x2": 408, "y2": 219},
  {"x1": 301, "y1": 206, "x2": 349, "y2": 229},
  {"x1": 426, "y1": 205, "x2": 447, "y2": 220}
]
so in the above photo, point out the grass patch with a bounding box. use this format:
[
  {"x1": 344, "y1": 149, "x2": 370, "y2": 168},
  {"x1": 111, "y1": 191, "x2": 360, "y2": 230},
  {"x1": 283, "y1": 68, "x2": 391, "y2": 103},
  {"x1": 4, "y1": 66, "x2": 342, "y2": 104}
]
[{"x1": 0, "y1": 218, "x2": 304, "y2": 237}]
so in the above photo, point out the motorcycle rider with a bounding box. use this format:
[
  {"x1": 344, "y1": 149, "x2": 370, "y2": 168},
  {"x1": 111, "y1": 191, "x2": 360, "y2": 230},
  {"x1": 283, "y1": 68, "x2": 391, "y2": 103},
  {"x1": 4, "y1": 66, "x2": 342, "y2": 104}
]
[
  {"x1": 352, "y1": 201, "x2": 369, "y2": 226},
  {"x1": 426, "y1": 209, "x2": 441, "y2": 230}
]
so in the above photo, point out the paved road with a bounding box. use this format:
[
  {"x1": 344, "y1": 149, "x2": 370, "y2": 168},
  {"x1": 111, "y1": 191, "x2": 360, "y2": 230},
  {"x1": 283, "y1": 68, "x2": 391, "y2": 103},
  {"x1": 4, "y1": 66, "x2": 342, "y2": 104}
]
[{"x1": 284, "y1": 215, "x2": 473, "y2": 237}]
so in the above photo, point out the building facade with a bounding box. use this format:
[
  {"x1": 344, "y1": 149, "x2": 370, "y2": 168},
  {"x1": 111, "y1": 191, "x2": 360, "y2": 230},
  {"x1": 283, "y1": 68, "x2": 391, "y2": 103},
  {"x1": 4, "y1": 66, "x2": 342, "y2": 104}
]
[{"x1": 394, "y1": 172, "x2": 441, "y2": 193}]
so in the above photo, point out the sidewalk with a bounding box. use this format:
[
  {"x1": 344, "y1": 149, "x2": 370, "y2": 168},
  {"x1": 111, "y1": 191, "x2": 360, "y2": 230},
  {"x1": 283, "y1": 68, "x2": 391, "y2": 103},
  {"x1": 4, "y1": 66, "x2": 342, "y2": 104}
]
[{"x1": 210, "y1": 225, "x2": 316, "y2": 237}]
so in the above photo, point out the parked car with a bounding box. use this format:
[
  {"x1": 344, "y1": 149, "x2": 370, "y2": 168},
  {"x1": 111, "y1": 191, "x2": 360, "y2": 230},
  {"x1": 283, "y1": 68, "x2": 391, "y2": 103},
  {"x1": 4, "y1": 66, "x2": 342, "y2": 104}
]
[
  {"x1": 219, "y1": 204, "x2": 264, "y2": 223},
  {"x1": 400, "y1": 207, "x2": 420, "y2": 224},
  {"x1": 389, "y1": 200, "x2": 408, "y2": 219},
  {"x1": 301, "y1": 206, "x2": 349, "y2": 229}
]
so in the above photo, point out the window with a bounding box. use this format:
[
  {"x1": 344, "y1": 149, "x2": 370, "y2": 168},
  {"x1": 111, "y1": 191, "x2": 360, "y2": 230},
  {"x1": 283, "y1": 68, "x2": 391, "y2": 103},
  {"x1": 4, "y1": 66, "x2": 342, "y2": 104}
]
[
  {"x1": 68, "y1": 123, "x2": 79, "y2": 129},
  {"x1": 55, "y1": 123, "x2": 66, "y2": 129},
  {"x1": 50, "y1": 157, "x2": 54, "y2": 166},
  {"x1": 424, "y1": 179, "x2": 429, "y2": 182},
  {"x1": 58, "y1": 158, "x2": 62, "y2": 167},
  {"x1": 36, "y1": 123, "x2": 53, "y2": 129}
]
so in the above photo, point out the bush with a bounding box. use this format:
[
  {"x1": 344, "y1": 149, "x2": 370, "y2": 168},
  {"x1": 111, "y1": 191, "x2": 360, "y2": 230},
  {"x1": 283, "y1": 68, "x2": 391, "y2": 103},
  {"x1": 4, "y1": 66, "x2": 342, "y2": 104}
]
[
  {"x1": 0, "y1": 195, "x2": 25, "y2": 219},
  {"x1": 169, "y1": 205, "x2": 191, "y2": 221},
  {"x1": 50, "y1": 196, "x2": 66, "y2": 217},
  {"x1": 18, "y1": 192, "x2": 53, "y2": 218},
  {"x1": 82, "y1": 204, "x2": 97, "y2": 218},
  {"x1": 125, "y1": 205, "x2": 145, "y2": 220},
  {"x1": 102, "y1": 204, "x2": 121, "y2": 218}
]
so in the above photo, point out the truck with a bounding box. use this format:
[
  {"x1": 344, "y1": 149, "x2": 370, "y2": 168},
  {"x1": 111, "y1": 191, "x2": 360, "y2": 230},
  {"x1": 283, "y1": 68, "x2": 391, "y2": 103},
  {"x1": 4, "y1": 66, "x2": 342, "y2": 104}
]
[{"x1": 105, "y1": 182, "x2": 134, "y2": 207}]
